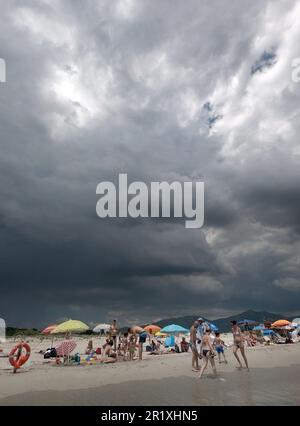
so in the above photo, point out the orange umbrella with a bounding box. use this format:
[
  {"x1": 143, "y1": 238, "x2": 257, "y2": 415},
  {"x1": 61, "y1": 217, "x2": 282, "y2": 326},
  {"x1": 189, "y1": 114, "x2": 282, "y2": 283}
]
[
  {"x1": 271, "y1": 319, "x2": 291, "y2": 328},
  {"x1": 144, "y1": 325, "x2": 161, "y2": 333},
  {"x1": 41, "y1": 325, "x2": 57, "y2": 335}
]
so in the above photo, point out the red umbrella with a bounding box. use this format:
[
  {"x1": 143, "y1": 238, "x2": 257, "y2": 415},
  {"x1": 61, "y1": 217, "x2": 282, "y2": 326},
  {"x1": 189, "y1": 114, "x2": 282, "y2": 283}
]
[
  {"x1": 41, "y1": 325, "x2": 58, "y2": 348},
  {"x1": 42, "y1": 325, "x2": 57, "y2": 335}
]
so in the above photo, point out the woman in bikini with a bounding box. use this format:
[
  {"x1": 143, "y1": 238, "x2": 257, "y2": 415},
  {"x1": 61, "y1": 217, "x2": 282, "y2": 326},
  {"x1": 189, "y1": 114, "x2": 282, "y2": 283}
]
[
  {"x1": 231, "y1": 320, "x2": 249, "y2": 371},
  {"x1": 199, "y1": 329, "x2": 217, "y2": 379}
]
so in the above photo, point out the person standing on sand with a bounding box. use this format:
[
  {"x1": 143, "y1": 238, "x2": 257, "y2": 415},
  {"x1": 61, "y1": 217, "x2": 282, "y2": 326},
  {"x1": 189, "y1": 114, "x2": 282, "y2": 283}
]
[
  {"x1": 196, "y1": 317, "x2": 209, "y2": 354},
  {"x1": 138, "y1": 331, "x2": 147, "y2": 360},
  {"x1": 190, "y1": 320, "x2": 200, "y2": 371},
  {"x1": 110, "y1": 320, "x2": 118, "y2": 351},
  {"x1": 231, "y1": 320, "x2": 249, "y2": 371}
]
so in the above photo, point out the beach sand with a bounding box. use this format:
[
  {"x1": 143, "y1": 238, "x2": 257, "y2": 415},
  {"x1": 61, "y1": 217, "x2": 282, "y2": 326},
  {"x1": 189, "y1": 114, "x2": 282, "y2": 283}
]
[{"x1": 0, "y1": 337, "x2": 300, "y2": 405}]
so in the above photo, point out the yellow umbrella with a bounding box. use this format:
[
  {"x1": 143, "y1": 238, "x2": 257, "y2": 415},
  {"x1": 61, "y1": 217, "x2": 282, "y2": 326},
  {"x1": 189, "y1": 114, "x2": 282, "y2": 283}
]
[
  {"x1": 155, "y1": 331, "x2": 167, "y2": 337},
  {"x1": 51, "y1": 319, "x2": 89, "y2": 334}
]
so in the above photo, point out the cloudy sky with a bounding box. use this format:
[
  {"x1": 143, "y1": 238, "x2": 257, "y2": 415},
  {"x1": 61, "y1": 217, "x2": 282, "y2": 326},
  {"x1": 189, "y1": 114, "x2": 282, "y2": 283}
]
[{"x1": 0, "y1": 0, "x2": 300, "y2": 328}]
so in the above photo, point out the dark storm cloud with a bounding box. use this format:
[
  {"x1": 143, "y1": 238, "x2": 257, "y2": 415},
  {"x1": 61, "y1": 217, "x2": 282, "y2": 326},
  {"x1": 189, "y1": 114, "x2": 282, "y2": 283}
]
[{"x1": 0, "y1": 0, "x2": 300, "y2": 327}]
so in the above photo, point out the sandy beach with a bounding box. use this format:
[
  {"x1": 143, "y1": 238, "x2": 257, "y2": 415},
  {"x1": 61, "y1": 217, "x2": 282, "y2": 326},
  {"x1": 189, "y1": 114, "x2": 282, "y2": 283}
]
[{"x1": 1, "y1": 337, "x2": 300, "y2": 405}]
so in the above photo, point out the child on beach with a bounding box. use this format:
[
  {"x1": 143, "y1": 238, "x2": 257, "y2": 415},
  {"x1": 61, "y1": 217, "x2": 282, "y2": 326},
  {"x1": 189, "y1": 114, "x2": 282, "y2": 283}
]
[
  {"x1": 120, "y1": 332, "x2": 129, "y2": 360},
  {"x1": 214, "y1": 332, "x2": 227, "y2": 364},
  {"x1": 128, "y1": 333, "x2": 137, "y2": 360}
]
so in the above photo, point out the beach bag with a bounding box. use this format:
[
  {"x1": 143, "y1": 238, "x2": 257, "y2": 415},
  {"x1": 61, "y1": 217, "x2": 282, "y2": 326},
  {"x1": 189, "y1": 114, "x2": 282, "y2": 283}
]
[{"x1": 44, "y1": 347, "x2": 57, "y2": 359}]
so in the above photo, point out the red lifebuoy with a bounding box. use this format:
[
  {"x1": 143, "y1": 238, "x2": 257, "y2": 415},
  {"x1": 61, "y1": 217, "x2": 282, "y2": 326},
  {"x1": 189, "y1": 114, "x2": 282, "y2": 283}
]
[{"x1": 9, "y1": 343, "x2": 31, "y2": 371}]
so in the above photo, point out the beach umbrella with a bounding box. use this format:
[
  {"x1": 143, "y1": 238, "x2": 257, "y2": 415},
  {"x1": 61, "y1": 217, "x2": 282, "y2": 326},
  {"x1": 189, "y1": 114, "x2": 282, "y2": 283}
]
[
  {"x1": 238, "y1": 319, "x2": 257, "y2": 325},
  {"x1": 292, "y1": 318, "x2": 300, "y2": 326},
  {"x1": 144, "y1": 325, "x2": 161, "y2": 333},
  {"x1": 93, "y1": 323, "x2": 111, "y2": 334},
  {"x1": 51, "y1": 319, "x2": 89, "y2": 334},
  {"x1": 253, "y1": 325, "x2": 264, "y2": 331},
  {"x1": 41, "y1": 325, "x2": 57, "y2": 335},
  {"x1": 41, "y1": 324, "x2": 58, "y2": 347},
  {"x1": 160, "y1": 324, "x2": 189, "y2": 334},
  {"x1": 155, "y1": 331, "x2": 167, "y2": 337},
  {"x1": 207, "y1": 322, "x2": 218, "y2": 332},
  {"x1": 271, "y1": 319, "x2": 291, "y2": 328}
]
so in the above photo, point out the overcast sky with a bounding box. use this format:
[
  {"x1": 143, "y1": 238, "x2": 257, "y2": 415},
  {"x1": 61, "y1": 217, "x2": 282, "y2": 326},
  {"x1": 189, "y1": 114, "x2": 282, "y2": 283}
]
[{"x1": 0, "y1": 0, "x2": 300, "y2": 328}]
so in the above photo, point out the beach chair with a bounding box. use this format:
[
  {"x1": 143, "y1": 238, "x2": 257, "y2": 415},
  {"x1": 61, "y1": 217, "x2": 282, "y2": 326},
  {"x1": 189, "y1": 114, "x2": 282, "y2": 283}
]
[{"x1": 56, "y1": 340, "x2": 77, "y2": 361}]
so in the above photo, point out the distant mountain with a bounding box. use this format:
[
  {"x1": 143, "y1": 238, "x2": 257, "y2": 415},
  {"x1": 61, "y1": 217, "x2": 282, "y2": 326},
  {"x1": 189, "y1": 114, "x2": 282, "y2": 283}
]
[{"x1": 153, "y1": 310, "x2": 291, "y2": 332}]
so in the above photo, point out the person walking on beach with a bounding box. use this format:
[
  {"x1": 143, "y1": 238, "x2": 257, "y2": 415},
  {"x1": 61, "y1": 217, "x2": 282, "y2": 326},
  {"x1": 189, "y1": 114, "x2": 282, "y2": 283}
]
[
  {"x1": 190, "y1": 320, "x2": 200, "y2": 371},
  {"x1": 199, "y1": 329, "x2": 217, "y2": 379},
  {"x1": 214, "y1": 332, "x2": 227, "y2": 364},
  {"x1": 231, "y1": 320, "x2": 249, "y2": 371},
  {"x1": 110, "y1": 320, "x2": 118, "y2": 351}
]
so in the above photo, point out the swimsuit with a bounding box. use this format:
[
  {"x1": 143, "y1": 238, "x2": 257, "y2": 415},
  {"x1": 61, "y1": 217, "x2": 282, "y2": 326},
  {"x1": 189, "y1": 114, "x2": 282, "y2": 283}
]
[{"x1": 216, "y1": 345, "x2": 224, "y2": 354}]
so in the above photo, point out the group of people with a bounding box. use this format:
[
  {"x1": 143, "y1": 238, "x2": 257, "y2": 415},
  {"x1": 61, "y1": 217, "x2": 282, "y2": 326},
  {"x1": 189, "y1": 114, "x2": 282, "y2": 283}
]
[
  {"x1": 89, "y1": 320, "x2": 189, "y2": 361},
  {"x1": 86, "y1": 318, "x2": 250, "y2": 374},
  {"x1": 190, "y1": 318, "x2": 249, "y2": 379},
  {"x1": 90, "y1": 320, "x2": 148, "y2": 361}
]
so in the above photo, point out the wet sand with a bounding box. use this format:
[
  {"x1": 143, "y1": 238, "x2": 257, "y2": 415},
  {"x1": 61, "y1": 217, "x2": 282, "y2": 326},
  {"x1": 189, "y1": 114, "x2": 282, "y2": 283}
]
[{"x1": 1, "y1": 365, "x2": 300, "y2": 406}]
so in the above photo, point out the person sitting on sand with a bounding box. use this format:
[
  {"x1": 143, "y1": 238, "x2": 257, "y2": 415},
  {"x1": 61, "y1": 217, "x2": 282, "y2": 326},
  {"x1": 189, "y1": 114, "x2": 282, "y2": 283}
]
[
  {"x1": 231, "y1": 320, "x2": 249, "y2": 371},
  {"x1": 180, "y1": 337, "x2": 189, "y2": 352},
  {"x1": 214, "y1": 332, "x2": 227, "y2": 364},
  {"x1": 199, "y1": 329, "x2": 217, "y2": 379},
  {"x1": 85, "y1": 340, "x2": 93, "y2": 355},
  {"x1": 103, "y1": 340, "x2": 115, "y2": 357}
]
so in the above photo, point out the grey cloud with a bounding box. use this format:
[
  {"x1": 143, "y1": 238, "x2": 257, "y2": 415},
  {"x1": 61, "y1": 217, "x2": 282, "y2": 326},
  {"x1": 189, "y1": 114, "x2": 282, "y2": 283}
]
[{"x1": 0, "y1": 0, "x2": 300, "y2": 327}]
